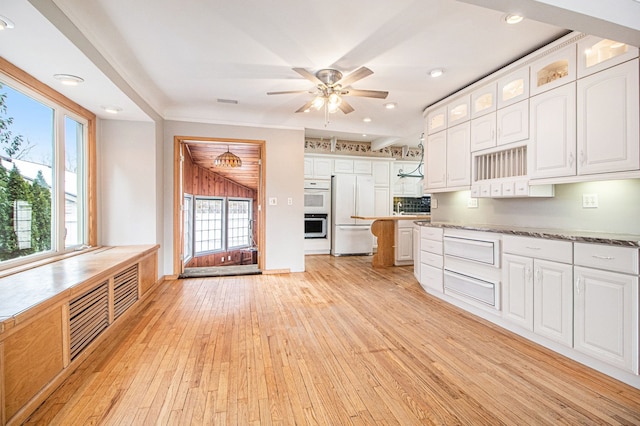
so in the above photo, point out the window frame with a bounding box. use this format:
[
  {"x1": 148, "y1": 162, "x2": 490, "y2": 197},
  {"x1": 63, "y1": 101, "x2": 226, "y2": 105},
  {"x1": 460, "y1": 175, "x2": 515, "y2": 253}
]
[
  {"x1": 183, "y1": 193, "x2": 193, "y2": 263},
  {"x1": 0, "y1": 58, "x2": 96, "y2": 272},
  {"x1": 192, "y1": 196, "x2": 253, "y2": 257}
]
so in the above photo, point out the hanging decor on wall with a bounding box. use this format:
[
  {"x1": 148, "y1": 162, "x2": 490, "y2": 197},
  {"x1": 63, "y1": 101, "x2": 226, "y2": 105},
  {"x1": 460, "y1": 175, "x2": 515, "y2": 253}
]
[{"x1": 214, "y1": 145, "x2": 242, "y2": 167}]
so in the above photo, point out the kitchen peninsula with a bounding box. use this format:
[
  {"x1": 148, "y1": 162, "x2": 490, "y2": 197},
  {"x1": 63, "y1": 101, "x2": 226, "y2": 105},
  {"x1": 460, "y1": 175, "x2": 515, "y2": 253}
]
[{"x1": 351, "y1": 215, "x2": 431, "y2": 267}]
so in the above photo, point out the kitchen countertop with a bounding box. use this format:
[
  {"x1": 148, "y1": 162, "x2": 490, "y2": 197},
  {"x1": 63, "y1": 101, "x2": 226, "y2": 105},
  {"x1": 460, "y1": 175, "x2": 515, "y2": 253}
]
[
  {"x1": 413, "y1": 221, "x2": 640, "y2": 247},
  {"x1": 352, "y1": 215, "x2": 431, "y2": 221}
]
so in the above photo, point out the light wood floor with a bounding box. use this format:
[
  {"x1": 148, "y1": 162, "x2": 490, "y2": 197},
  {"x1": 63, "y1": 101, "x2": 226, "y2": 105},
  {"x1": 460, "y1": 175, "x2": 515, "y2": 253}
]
[{"x1": 27, "y1": 255, "x2": 640, "y2": 425}]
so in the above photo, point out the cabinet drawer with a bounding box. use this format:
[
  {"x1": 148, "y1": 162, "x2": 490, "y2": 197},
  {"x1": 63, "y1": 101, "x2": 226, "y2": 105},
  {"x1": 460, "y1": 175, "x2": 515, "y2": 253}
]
[
  {"x1": 421, "y1": 251, "x2": 443, "y2": 268},
  {"x1": 420, "y1": 264, "x2": 443, "y2": 292},
  {"x1": 574, "y1": 243, "x2": 639, "y2": 275},
  {"x1": 420, "y1": 226, "x2": 443, "y2": 241},
  {"x1": 503, "y1": 235, "x2": 572, "y2": 263},
  {"x1": 421, "y1": 239, "x2": 443, "y2": 255}
]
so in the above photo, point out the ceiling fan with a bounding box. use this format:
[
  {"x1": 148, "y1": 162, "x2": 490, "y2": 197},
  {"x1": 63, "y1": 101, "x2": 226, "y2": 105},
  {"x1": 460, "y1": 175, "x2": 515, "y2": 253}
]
[{"x1": 267, "y1": 67, "x2": 389, "y2": 118}]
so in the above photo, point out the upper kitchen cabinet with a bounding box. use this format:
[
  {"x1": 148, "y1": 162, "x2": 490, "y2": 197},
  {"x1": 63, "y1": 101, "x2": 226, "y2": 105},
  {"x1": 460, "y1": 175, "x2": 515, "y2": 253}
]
[
  {"x1": 334, "y1": 158, "x2": 372, "y2": 174},
  {"x1": 471, "y1": 83, "x2": 497, "y2": 119},
  {"x1": 425, "y1": 130, "x2": 447, "y2": 190},
  {"x1": 447, "y1": 95, "x2": 471, "y2": 126},
  {"x1": 426, "y1": 106, "x2": 447, "y2": 135},
  {"x1": 446, "y1": 122, "x2": 471, "y2": 188},
  {"x1": 372, "y1": 161, "x2": 391, "y2": 187},
  {"x1": 577, "y1": 59, "x2": 639, "y2": 175},
  {"x1": 530, "y1": 44, "x2": 576, "y2": 96},
  {"x1": 497, "y1": 67, "x2": 529, "y2": 109},
  {"x1": 304, "y1": 155, "x2": 332, "y2": 179},
  {"x1": 393, "y1": 162, "x2": 421, "y2": 197},
  {"x1": 577, "y1": 36, "x2": 639, "y2": 78},
  {"x1": 529, "y1": 83, "x2": 577, "y2": 179}
]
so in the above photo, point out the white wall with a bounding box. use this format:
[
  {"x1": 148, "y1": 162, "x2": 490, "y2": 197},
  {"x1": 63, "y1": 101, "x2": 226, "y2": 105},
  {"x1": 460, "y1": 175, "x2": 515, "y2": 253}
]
[
  {"x1": 431, "y1": 179, "x2": 640, "y2": 235},
  {"x1": 163, "y1": 120, "x2": 305, "y2": 275},
  {"x1": 98, "y1": 119, "x2": 159, "y2": 246}
]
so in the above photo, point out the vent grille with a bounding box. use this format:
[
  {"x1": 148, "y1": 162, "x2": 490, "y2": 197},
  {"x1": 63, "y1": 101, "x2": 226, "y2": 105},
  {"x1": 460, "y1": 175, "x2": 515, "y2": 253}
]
[
  {"x1": 114, "y1": 265, "x2": 139, "y2": 320},
  {"x1": 69, "y1": 282, "x2": 109, "y2": 360}
]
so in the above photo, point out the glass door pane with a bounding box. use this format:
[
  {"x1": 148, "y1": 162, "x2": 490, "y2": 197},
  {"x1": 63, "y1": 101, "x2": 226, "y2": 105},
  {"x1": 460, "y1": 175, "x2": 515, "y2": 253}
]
[{"x1": 64, "y1": 116, "x2": 85, "y2": 248}]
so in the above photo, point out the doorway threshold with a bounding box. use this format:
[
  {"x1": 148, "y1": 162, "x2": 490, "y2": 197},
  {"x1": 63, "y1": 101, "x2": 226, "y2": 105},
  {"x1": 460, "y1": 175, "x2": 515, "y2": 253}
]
[{"x1": 179, "y1": 264, "x2": 261, "y2": 278}]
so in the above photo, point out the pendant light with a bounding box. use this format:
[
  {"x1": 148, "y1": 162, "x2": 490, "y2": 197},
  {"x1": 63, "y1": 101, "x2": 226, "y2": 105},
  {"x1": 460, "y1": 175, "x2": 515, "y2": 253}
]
[{"x1": 214, "y1": 145, "x2": 242, "y2": 168}]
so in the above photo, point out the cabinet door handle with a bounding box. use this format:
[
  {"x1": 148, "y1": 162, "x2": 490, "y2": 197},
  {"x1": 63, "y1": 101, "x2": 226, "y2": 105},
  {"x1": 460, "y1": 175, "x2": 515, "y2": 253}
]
[
  {"x1": 534, "y1": 266, "x2": 541, "y2": 283},
  {"x1": 524, "y1": 266, "x2": 531, "y2": 282},
  {"x1": 525, "y1": 246, "x2": 541, "y2": 250},
  {"x1": 569, "y1": 152, "x2": 574, "y2": 167},
  {"x1": 575, "y1": 277, "x2": 582, "y2": 295},
  {"x1": 592, "y1": 255, "x2": 614, "y2": 260},
  {"x1": 579, "y1": 150, "x2": 585, "y2": 166}
]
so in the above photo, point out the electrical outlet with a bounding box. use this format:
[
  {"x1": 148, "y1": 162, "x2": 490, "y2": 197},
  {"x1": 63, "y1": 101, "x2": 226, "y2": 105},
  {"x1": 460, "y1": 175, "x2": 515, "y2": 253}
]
[
  {"x1": 582, "y1": 193, "x2": 599, "y2": 208},
  {"x1": 269, "y1": 197, "x2": 277, "y2": 205},
  {"x1": 467, "y1": 198, "x2": 478, "y2": 208},
  {"x1": 431, "y1": 198, "x2": 438, "y2": 209},
  {"x1": 287, "y1": 197, "x2": 293, "y2": 205},
  {"x1": 221, "y1": 257, "x2": 225, "y2": 263}
]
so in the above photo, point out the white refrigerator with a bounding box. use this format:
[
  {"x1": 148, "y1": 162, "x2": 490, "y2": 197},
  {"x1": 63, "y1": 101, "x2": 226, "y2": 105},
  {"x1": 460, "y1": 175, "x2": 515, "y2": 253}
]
[{"x1": 331, "y1": 174, "x2": 374, "y2": 255}]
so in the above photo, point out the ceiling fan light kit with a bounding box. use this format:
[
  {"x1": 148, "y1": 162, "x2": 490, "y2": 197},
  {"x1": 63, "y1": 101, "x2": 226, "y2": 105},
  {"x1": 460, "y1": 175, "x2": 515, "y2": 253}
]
[{"x1": 267, "y1": 66, "x2": 388, "y2": 126}]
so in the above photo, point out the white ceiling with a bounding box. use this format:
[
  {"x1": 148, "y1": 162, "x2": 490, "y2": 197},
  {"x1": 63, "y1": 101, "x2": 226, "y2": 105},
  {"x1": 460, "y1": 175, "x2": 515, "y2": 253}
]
[{"x1": 0, "y1": 1, "x2": 636, "y2": 147}]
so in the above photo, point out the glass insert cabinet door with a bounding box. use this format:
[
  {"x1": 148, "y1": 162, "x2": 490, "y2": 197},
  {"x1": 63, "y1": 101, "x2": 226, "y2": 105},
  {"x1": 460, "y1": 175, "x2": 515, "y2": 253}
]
[
  {"x1": 530, "y1": 44, "x2": 577, "y2": 96},
  {"x1": 497, "y1": 67, "x2": 529, "y2": 109},
  {"x1": 577, "y1": 35, "x2": 639, "y2": 78}
]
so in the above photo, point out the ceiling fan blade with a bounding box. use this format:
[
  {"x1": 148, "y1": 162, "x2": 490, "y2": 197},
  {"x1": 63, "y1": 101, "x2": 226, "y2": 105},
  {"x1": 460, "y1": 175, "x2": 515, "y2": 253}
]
[
  {"x1": 295, "y1": 100, "x2": 315, "y2": 113},
  {"x1": 339, "y1": 99, "x2": 355, "y2": 114},
  {"x1": 336, "y1": 66, "x2": 373, "y2": 87},
  {"x1": 344, "y1": 88, "x2": 389, "y2": 99},
  {"x1": 267, "y1": 90, "x2": 309, "y2": 95},
  {"x1": 292, "y1": 67, "x2": 323, "y2": 85}
]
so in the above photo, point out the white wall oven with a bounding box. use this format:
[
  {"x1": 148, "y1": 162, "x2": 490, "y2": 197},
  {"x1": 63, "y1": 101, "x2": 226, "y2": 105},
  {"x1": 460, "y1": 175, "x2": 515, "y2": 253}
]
[
  {"x1": 304, "y1": 213, "x2": 328, "y2": 239},
  {"x1": 304, "y1": 180, "x2": 331, "y2": 213}
]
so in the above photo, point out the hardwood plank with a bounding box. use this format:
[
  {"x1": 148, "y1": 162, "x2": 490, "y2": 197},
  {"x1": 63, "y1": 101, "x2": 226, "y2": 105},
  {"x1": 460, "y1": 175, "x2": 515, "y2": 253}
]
[{"x1": 24, "y1": 255, "x2": 640, "y2": 425}]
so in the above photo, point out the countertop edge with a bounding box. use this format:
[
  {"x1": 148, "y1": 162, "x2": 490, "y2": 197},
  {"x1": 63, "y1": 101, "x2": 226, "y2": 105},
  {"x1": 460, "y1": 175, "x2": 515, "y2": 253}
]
[{"x1": 413, "y1": 221, "x2": 640, "y2": 248}]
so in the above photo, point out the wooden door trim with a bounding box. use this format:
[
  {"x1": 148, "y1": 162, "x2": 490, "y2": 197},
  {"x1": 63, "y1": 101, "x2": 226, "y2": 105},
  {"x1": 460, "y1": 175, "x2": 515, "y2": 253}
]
[{"x1": 173, "y1": 136, "x2": 266, "y2": 275}]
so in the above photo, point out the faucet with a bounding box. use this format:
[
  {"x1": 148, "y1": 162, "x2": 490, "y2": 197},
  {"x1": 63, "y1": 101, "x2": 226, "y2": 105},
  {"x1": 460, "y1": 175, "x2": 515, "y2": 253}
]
[{"x1": 396, "y1": 202, "x2": 402, "y2": 214}]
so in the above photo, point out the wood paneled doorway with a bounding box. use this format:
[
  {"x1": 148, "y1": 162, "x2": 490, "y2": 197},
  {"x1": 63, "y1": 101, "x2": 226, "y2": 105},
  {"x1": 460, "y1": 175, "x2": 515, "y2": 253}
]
[{"x1": 173, "y1": 136, "x2": 265, "y2": 276}]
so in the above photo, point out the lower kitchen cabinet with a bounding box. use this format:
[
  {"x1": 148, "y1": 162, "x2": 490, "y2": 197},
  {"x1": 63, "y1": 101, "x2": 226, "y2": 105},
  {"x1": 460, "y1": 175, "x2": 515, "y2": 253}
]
[
  {"x1": 418, "y1": 227, "x2": 443, "y2": 292},
  {"x1": 574, "y1": 266, "x2": 638, "y2": 373},
  {"x1": 394, "y1": 220, "x2": 414, "y2": 266},
  {"x1": 413, "y1": 225, "x2": 421, "y2": 281},
  {"x1": 502, "y1": 236, "x2": 573, "y2": 346},
  {"x1": 573, "y1": 242, "x2": 639, "y2": 373}
]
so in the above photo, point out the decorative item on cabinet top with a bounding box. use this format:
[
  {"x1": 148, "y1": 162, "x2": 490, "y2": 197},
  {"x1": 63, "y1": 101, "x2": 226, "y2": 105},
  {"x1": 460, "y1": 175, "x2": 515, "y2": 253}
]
[{"x1": 304, "y1": 138, "x2": 423, "y2": 160}]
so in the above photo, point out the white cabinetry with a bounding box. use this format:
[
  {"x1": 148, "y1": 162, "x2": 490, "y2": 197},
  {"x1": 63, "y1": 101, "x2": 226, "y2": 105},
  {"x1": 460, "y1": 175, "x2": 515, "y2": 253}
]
[
  {"x1": 573, "y1": 243, "x2": 639, "y2": 373},
  {"x1": 419, "y1": 227, "x2": 443, "y2": 293},
  {"x1": 497, "y1": 67, "x2": 529, "y2": 109},
  {"x1": 395, "y1": 220, "x2": 414, "y2": 266},
  {"x1": 426, "y1": 106, "x2": 447, "y2": 135},
  {"x1": 471, "y1": 83, "x2": 497, "y2": 119},
  {"x1": 372, "y1": 161, "x2": 391, "y2": 217},
  {"x1": 413, "y1": 225, "x2": 421, "y2": 281},
  {"x1": 529, "y1": 44, "x2": 576, "y2": 96},
  {"x1": 502, "y1": 236, "x2": 573, "y2": 346},
  {"x1": 497, "y1": 100, "x2": 529, "y2": 146},
  {"x1": 447, "y1": 95, "x2": 471, "y2": 126},
  {"x1": 445, "y1": 122, "x2": 471, "y2": 188},
  {"x1": 529, "y1": 83, "x2": 577, "y2": 179},
  {"x1": 577, "y1": 36, "x2": 639, "y2": 78},
  {"x1": 577, "y1": 59, "x2": 639, "y2": 175},
  {"x1": 393, "y1": 162, "x2": 421, "y2": 196},
  {"x1": 334, "y1": 158, "x2": 372, "y2": 174},
  {"x1": 425, "y1": 130, "x2": 447, "y2": 189},
  {"x1": 304, "y1": 156, "x2": 332, "y2": 179}
]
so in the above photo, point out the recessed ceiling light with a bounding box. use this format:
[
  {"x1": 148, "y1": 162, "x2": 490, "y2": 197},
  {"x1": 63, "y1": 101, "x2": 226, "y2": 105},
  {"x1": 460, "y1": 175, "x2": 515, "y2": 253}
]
[
  {"x1": 363, "y1": 117, "x2": 372, "y2": 122},
  {"x1": 383, "y1": 102, "x2": 397, "y2": 109},
  {"x1": 429, "y1": 69, "x2": 444, "y2": 78},
  {"x1": 101, "y1": 105, "x2": 122, "y2": 114},
  {"x1": 53, "y1": 74, "x2": 84, "y2": 86},
  {"x1": 362, "y1": 134, "x2": 367, "y2": 137},
  {"x1": 0, "y1": 15, "x2": 15, "y2": 30},
  {"x1": 504, "y1": 14, "x2": 524, "y2": 24}
]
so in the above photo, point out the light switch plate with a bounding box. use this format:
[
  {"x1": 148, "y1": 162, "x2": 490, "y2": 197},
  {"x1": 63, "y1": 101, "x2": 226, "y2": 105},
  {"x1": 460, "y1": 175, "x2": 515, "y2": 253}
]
[
  {"x1": 431, "y1": 198, "x2": 438, "y2": 209},
  {"x1": 269, "y1": 197, "x2": 277, "y2": 205},
  {"x1": 467, "y1": 198, "x2": 478, "y2": 208}
]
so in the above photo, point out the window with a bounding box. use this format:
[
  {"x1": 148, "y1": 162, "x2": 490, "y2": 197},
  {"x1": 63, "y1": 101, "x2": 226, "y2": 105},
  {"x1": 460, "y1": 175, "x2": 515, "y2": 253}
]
[
  {"x1": 183, "y1": 194, "x2": 193, "y2": 263},
  {"x1": 193, "y1": 196, "x2": 252, "y2": 256},
  {"x1": 227, "y1": 198, "x2": 252, "y2": 249},
  {"x1": 0, "y1": 62, "x2": 93, "y2": 269},
  {"x1": 194, "y1": 197, "x2": 223, "y2": 254}
]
